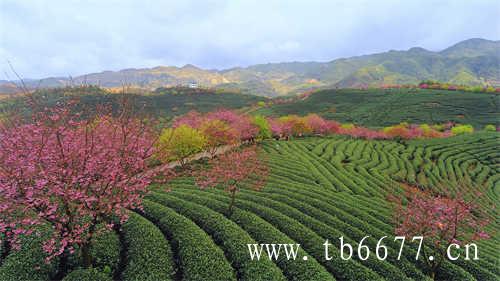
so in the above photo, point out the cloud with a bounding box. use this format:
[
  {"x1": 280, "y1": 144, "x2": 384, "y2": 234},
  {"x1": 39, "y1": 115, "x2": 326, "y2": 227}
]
[{"x1": 0, "y1": 0, "x2": 499, "y2": 79}]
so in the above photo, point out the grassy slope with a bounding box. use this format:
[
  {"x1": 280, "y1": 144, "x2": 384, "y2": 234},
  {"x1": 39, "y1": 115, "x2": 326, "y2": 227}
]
[{"x1": 254, "y1": 88, "x2": 499, "y2": 128}]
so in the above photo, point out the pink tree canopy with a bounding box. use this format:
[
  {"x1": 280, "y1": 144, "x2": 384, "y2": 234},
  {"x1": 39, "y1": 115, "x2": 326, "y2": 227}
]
[
  {"x1": 391, "y1": 186, "x2": 490, "y2": 279},
  {"x1": 0, "y1": 103, "x2": 161, "y2": 265},
  {"x1": 175, "y1": 109, "x2": 259, "y2": 142},
  {"x1": 194, "y1": 146, "x2": 268, "y2": 214}
]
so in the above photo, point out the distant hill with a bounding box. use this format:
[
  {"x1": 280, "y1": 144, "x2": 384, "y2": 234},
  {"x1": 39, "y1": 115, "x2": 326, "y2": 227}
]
[
  {"x1": 1, "y1": 38, "x2": 498, "y2": 97},
  {"x1": 440, "y1": 38, "x2": 500, "y2": 58}
]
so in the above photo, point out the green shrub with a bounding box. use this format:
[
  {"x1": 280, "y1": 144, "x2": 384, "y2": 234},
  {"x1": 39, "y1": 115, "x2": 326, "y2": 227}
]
[
  {"x1": 242, "y1": 189, "x2": 426, "y2": 280},
  {"x1": 62, "y1": 268, "x2": 112, "y2": 281},
  {"x1": 155, "y1": 124, "x2": 207, "y2": 164},
  {"x1": 451, "y1": 124, "x2": 474, "y2": 135},
  {"x1": 484, "y1": 124, "x2": 496, "y2": 131},
  {"x1": 341, "y1": 123, "x2": 355, "y2": 130},
  {"x1": 436, "y1": 262, "x2": 475, "y2": 281},
  {"x1": 451, "y1": 258, "x2": 498, "y2": 281},
  {"x1": 121, "y1": 212, "x2": 175, "y2": 281},
  {"x1": 253, "y1": 115, "x2": 272, "y2": 140},
  {"x1": 90, "y1": 229, "x2": 121, "y2": 273}
]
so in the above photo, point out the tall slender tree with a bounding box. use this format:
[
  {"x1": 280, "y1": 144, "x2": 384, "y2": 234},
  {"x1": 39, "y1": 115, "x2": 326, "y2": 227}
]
[{"x1": 194, "y1": 146, "x2": 269, "y2": 214}]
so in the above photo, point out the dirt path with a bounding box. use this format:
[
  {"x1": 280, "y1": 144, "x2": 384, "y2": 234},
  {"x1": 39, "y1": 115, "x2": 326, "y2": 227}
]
[{"x1": 143, "y1": 143, "x2": 240, "y2": 177}]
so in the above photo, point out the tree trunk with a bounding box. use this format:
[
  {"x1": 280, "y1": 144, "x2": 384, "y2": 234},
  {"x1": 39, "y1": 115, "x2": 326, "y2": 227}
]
[
  {"x1": 54, "y1": 250, "x2": 69, "y2": 280},
  {"x1": 1, "y1": 237, "x2": 10, "y2": 261},
  {"x1": 81, "y1": 242, "x2": 92, "y2": 268},
  {"x1": 228, "y1": 189, "x2": 237, "y2": 215},
  {"x1": 81, "y1": 222, "x2": 97, "y2": 269}
]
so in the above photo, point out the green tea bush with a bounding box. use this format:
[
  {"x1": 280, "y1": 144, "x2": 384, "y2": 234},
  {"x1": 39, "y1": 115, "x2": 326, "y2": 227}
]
[
  {"x1": 141, "y1": 200, "x2": 236, "y2": 281},
  {"x1": 240, "y1": 191, "x2": 414, "y2": 280},
  {"x1": 147, "y1": 192, "x2": 286, "y2": 281},
  {"x1": 121, "y1": 212, "x2": 175, "y2": 281},
  {"x1": 91, "y1": 229, "x2": 121, "y2": 273},
  {"x1": 168, "y1": 190, "x2": 335, "y2": 281},
  {"x1": 62, "y1": 268, "x2": 112, "y2": 281},
  {"x1": 0, "y1": 225, "x2": 56, "y2": 280},
  {"x1": 253, "y1": 115, "x2": 272, "y2": 140},
  {"x1": 245, "y1": 190, "x2": 427, "y2": 280}
]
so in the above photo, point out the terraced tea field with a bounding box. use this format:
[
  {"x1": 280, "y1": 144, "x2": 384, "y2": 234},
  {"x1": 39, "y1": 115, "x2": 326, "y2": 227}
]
[
  {"x1": 256, "y1": 89, "x2": 500, "y2": 128},
  {"x1": 1, "y1": 133, "x2": 498, "y2": 281}
]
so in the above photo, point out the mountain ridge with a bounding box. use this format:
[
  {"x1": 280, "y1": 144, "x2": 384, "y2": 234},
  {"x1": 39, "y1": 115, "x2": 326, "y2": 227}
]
[{"x1": 1, "y1": 38, "x2": 499, "y2": 96}]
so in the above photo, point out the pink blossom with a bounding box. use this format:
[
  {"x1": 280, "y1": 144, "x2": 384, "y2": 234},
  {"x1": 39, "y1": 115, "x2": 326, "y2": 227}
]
[
  {"x1": 0, "y1": 103, "x2": 166, "y2": 262},
  {"x1": 193, "y1": 146, "x2": 268, "y2": 213}
]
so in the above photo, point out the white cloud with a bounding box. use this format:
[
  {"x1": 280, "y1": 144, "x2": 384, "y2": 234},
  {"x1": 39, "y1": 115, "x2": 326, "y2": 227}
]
[{"x1": 0, "y1": 0, "x2": 498, "y2": 79}]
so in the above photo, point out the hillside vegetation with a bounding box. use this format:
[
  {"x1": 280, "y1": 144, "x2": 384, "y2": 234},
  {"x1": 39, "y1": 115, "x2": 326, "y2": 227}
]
[
  {"x1": 255, "y1": 88, "x2": 499, "y2": 128},
  {"x1": 3, "y1": 87, "x2": 498, "y2": 130},
  {"x1": 0, "y1": 86, "x2": 265, "y2": 120}
]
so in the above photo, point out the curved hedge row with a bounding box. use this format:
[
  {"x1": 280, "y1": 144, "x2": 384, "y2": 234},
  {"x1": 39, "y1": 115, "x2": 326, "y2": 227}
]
[
  {"x1": 170, "y1": 189, "x2": 381, "y2": 281},
  {"x1": 164, "y1": 190, "x2": 335, "y2": 281},
  {"x1": 141, "y1": 200, "x2": 237, "y2": 281},
  {"x1": 121, "y1": 212, "x2": 175, "y2": 281},
  {"x1": 264, "y1": 135, "x2": 498, "y2": 280},
  {"x1": 239, "y1": 189, "x2": 426, "y2": 281},
  {"x1": 262, "y1": 172, "x2": 480, "y2": 280},
  {"x1": 146, "y1": 191, "x2": 287, "y2": 281}
]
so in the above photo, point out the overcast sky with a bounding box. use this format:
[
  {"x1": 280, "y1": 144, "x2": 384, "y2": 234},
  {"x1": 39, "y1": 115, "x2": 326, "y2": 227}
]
[{"x1": 1, "y1": 0, "x2": 499, "y2": 79}]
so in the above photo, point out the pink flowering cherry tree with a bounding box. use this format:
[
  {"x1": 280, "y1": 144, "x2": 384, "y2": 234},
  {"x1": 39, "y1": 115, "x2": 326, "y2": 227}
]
[
  {"x1": 172, "y1": 110, "x2": 204, "y2": 128},
  {"x1": 305, "y1": 114, "x2": 340, "y2": 135},
  {"x1": 0, "y1": 103, "x2": 163, "y2": 271},
  {"x1": 175, "y1": 109, "x2": 259, "y2": 143},
  {"x1": 199, "y1": 119, "x2": 239, "y2": 158},
  {"x1": 391, "y1": 186, "x2": 490, "y2": 279},
  {"x1": 207, "y1": 109, "x2": 259, "y2": 142},
  {"x1": 194, "y1": 146, "x2": 269, "y2": 214}
]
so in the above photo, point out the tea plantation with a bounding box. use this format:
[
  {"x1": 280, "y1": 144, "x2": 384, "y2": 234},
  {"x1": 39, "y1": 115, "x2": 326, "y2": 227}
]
[
  {"x1": 1, "y1": 133, "x2": 498, "y2": 280},
  {"x1": 256, "y1": 89, "x2": 499, "y2": 128}
]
